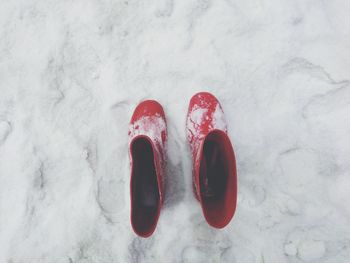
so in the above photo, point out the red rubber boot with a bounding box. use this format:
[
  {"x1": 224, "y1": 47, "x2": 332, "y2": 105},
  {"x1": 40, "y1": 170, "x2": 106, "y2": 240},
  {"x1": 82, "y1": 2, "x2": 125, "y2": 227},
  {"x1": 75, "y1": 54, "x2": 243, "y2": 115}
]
[
  {"x1": 128, "y1": 100, "x2": 167, "y2": 237},
  {"x1": 186, "y1": 92, "x2": 237, "y2": 228}
]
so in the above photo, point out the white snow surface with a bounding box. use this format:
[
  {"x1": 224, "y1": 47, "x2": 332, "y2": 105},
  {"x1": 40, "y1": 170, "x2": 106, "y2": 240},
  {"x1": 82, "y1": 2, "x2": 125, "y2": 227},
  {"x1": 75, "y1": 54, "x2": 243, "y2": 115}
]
[{"x1": 1, "y1": 0, "x2": 350, "y2": 262}]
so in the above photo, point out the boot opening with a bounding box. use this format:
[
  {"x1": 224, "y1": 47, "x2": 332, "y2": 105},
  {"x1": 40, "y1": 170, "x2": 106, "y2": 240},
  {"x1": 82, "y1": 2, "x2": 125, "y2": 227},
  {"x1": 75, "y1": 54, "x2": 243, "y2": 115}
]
[
  {"x1": 199, "y1": 130, "x2": 237, "y2": 228},
  {"x1": 131, "y1": 137, "x2": 160, "y2": 237}
]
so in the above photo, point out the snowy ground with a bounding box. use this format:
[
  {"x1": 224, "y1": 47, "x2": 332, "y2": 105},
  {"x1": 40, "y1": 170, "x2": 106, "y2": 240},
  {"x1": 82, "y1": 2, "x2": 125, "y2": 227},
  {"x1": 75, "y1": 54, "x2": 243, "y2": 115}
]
[{"x1": 1, "y1": 0, "x2": 350, "y2": 262}]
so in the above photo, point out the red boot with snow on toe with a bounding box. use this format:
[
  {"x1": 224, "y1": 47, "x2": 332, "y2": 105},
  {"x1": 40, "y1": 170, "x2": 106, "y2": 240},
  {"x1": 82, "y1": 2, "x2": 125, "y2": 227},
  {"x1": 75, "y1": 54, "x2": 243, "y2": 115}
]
[
  {"x1": 128, "y1": 100, "x2": 167, "y2": 237},
  {"x1": 186, "y1": 92, "x2": 237, "y2": 228}
]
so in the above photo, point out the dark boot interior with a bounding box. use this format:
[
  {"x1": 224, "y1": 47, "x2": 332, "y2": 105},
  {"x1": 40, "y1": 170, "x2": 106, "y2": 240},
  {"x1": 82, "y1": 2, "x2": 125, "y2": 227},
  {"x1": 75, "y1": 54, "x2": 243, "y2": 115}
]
[
  {"x1": 131, "y1": 137, "x2": 160, "y2": 236},
  {"x1": 199, "y1": 130, "x2": 236, "y2": 228}
]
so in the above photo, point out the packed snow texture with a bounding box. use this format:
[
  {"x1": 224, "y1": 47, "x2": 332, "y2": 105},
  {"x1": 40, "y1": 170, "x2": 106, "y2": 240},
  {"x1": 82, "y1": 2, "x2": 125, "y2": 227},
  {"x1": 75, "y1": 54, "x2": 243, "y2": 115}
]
[{"x1": 0, "y1": 0, "x2": 350, "y2": 262}]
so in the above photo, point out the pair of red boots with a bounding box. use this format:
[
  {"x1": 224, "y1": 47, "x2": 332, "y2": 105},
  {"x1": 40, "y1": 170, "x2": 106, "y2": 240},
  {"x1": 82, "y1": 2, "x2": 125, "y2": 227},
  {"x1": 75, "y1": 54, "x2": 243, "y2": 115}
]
[{"x1": 128, "y1": 92, "x2": 237, "y2": 237}]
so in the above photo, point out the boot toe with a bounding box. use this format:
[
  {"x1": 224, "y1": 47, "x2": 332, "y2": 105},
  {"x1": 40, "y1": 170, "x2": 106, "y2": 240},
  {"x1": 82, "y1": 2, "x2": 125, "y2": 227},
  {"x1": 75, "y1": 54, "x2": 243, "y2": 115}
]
[{"x1": 131, "y1": 100, "x2": 165, "y2": 123}]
